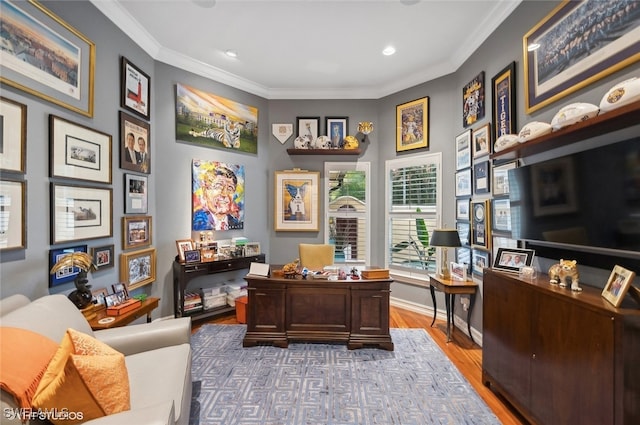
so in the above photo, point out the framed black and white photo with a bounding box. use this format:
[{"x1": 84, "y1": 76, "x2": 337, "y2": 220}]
[
  {"x1": 50, "y1": 183, "x2": 112, "y2": 245},
  {"x1": 456, "y1": 198, "x2": 470, "y2": 221},
  {"x1": 473, "y1": 161, "x2": 490, "y2": 194},
  {"x1": 492, "y1": 161, "x2": 518, "y2": 197},
  {"x1": 121, "y1": 57, "x2": 151, "y2": 120},
  {"x1": 0, "y1": 178, "x2": 26, "y2": 251},
  {"x1": 456, "y1": 130, "x2": 472, "y2": 171},
  {"x1": 493, "y1": 247, "x2": 535, "y2": 273},
  {"x1": 124, "y1": 173, "x2": 148, "y2": 214},
  {"x1": 50, "y1": 115, "x2": 112, "y2": 184},
  {"x1": 455, "y1": 168, "x2": 472, "y2": 197},
  {"x1": 0, "y1": 97, "x2": 27, "y2": 174}
]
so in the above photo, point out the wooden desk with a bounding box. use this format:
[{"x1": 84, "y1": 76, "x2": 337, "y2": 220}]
[
  {"x1": 428, "y1": 274, "x2": 478, "y2": 343},
  {"x1": 243, "y1": 273, "x2": 393, "y2": 350},
  {"x1": 88, "y1": 297, "x2": 159, "y2": 330}
]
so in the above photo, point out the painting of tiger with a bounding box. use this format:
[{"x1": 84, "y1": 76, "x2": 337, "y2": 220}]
[
  {"x1": 189, "y1": 121, "x2": 241, "y2": 149},
  {"x1": 548, "y1": 259, "x2": 582, "y2": 292}
]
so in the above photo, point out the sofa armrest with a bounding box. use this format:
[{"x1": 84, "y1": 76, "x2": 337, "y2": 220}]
[
  {"x1": 84, "y1": 402, "x2": 174, "y2": 425},
  {"x1": 94, "y1": 317, "x2": 191, "y2": 356}
]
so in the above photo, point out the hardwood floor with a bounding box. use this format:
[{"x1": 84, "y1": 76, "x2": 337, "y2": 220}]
[{"x1": 193, "y1": 305, "x2": 528, "y2": 424}]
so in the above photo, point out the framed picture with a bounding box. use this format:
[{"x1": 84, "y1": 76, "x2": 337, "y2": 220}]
[
  {"x1": 122, "y1": 215, "x2": 152, "y2": 250},
  {"x1": 325, "y1": 117, "x2": 348, "y2": 148},
  {"x1": 455, "y1": 168, "x2": 472, "y2": 197},
  {"x1": 124, "y1": 173, "x2": 148, "y2": 214},
  {"x1": 492, "y1": 198, "x2": 512, "y2": 233},
  {"x1": 184, "y1": 249, "x2": 201, "y2": 263},
  {"x1": 396, "y1": 97, "x2": 429, "y2": 152},
  {"x1": 112, "y1": 282, "x2": 129, "y2": 300},
  {"x1": 472, "y1": 123, "x2": 491, "y2": 159},
  {"x1": 176, "y1": 239, "x2": 194, "y2": 262},
  {"x1": 48, "y1": 244, "x2": 87, "y2": 287},
  {"x1": 462, "y1": 71, "x2": 485, "y2": 128},
  {"x1": 245, "y1": 242, "x2": 261, "y2": 256},
  {"x1": 492, "y1": 236, "x2": 519, "y2": 261},
  {"x1": 120, "y1": 247, "x2": 156, "y2": 290},
  {"x1": 456, "y1": 198, "x2": 470, "y2": 221},
  {"x1": 455, "y1": 130, "x2": 472, "y2": 171},
  {"x1": 0, "y1": 97, "x2": 26, "y2": 173},
  {"x1": 0, "y1": 0, "x2": 95, "y2": 117},
  {"x1": 456, "y1": 221, "x2": 471, "y2": 246},
  {"x1": 471, "y1": 200, "x2": 491, "y2": 250},
  {"x1": 492, "y1": 247, "x2": 535, "y2": 273},
  {"x1": 602, "y1": 265, "x2": 636, "y2": 308},
  {"x1": 296, "y1": 117, "x2": 321, "y2": 144},
  {"x1": 50, "y1": 183, "x2": 112, "y2": 245},
  {"x1": 119, "y1": 111, "x2": 150, "y2": 174},
  {"x1": 471, "y1": 249, "x2": 491, "y2": 277},
  {"x1": 492, "y1": 161, "x2": 518, "y2": 197},
  {"x1": 120, "y1": 57, "x2": 150, "y2": 120},
  {"x1": 192, "y1": 160, "x2": 245, "y2": 231},
  {"x1": 274, "y1": 169, "x2": 319, "y2": 231},
  {"x1": 91, "y1": 244, "x2": 114, "y2": 270},
  {"x1": 175, "y1": 83, "x2": 259, "y2": 154},
  {"x1": 49, "y1": 115, "x2": 112, "y2": 184},
  {"x1": 450, "y1": 262, "x2": 468, "y2": 281},
  {"x1": 491, "y1": 61, "x2": 517, "y2": 142},
  {"x1": 523, "y1": 0, "x2": 640, "y2": 114},
  {"x1": 0, "y1": 179, "x2": 26, "y2": 251},
  {"x1": 532, "y1": 157, "x2": 577, "y2": 217},
  {"x1": 104, "y1": 293, "x2": 122, "y2": 308},
  {"x1": 473, "y1": 161, "x2": 490, "y2": 194},
  {"x1": 91, "y1": 288, "x2": 108, "y2": 309}
]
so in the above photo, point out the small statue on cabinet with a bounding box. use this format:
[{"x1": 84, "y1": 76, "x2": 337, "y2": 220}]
[{"x1": 548, "y1": 259, "x2": 582, "y2": 292}]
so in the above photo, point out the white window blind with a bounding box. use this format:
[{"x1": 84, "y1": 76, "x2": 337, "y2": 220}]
[
  {"x1": 385, "y1": 153, "x2": 442, "y2": 281},
  {"x1": 324, "y1": 162, "x2": 370, "y2": 265}
]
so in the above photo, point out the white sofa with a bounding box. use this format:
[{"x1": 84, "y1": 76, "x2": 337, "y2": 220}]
[{"x1": 0, "y1": 294, "x2": 192, "y2": 425}]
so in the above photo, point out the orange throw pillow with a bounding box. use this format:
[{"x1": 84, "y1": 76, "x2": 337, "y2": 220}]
[
  {"x1": 0, "y1": 327, "x2": 58, "y2": 409},
  {"x1": 32, "y1": 328, "x2": 130, "y2": 425}
]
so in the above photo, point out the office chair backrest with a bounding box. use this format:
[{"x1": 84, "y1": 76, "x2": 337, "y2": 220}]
[{"x1": 298, "y1": 244, "x2": 335, "y2": 270}]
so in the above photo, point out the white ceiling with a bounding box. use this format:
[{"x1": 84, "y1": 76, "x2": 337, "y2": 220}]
[{"x1": 92, "y1": 0, "x2": 522, "y2": 99}]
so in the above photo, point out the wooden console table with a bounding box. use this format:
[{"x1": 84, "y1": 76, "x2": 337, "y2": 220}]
[
  {"x1": 88, "y1": 297, "x2": 159, "y2": 330},
  {"x1": 428, "y1": 274, "x2": 478, "y2": 344},
  {"x1": 243, "y1": 272, "x2": 394, "y2": 350}
]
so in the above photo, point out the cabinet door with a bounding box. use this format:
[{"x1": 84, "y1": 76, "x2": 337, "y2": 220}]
[
  {"x1": 247, "y1": 286, "x2": 285, "y2": 333},
  {"x1": 351, "y1": 288, "x2": 390, "y2": 335},
  {"x1": 482, "y1": 271, "x2": 533, "y2": 407},
  {"x1": 286, "y1": 287, "x2": 350, "y2": 332},
  {"x1": 531, "y1": 294, "x2": 614, "y2": 425}
]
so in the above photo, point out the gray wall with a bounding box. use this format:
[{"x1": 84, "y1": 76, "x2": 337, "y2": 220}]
[{"x1": 2, "y1": 1, "x2": 639, "y2": 336}]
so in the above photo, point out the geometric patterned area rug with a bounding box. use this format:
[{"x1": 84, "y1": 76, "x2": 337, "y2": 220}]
[{"x1": 190, "y1": 324, "x2": 500, "y2": 425}]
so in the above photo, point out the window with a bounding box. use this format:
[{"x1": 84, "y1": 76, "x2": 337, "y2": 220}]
[
  {"x1": 385, "y1": 153, "x2": 442, "y2": 283},
  {"x1": 324, "y1": 162, "x2": 370, "y2": 265}
]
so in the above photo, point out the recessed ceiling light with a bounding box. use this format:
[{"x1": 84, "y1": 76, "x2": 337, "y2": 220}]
[
  {"x1": 382, "y1": 46, "x2": 396, "y2": 56},
  {"x1": 527, "y1": 43, "x2": 540, "y2": 52},
  {"x1": 225, "y1": 50, "x2": 238, "y2": 58}
]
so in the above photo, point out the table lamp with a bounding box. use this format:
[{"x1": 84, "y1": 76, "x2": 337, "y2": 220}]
[{"x1": 430, "y1": 229, "x2": 462, "y2": 279}]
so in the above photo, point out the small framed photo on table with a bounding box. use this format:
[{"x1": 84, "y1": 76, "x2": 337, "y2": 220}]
[
  {"x1": 176, "y1": 239, "x2": 194, "y2": 262},
  {"x1": 601, "y1": 265, "x2": 636, "y2": 308},
  {"x1": 492, "y1": 248, "x2": 535, "y2": 273},
  {"x1": 184, "y1": 249, "x2": 201, "y2": 263}
]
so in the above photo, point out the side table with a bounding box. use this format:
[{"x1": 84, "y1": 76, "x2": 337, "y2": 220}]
[
  {"x1": 88, "y1": 297, "x2": 160, "y2": 330},
  {"x1": 428, "y1": 274, "x2": 478, "y2": 344}
]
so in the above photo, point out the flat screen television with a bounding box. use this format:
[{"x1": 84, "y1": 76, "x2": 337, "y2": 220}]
[{"x1": 508, "y1": 136, "x2": 640, "y2": 271}]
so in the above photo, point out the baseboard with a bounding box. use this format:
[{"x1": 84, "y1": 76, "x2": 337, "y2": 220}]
[{"x1": 390, "y1": 296, "x2": 482, "y2": 346}]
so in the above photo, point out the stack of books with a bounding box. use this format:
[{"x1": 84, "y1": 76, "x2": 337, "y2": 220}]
[{"x1": 183, "y1": 291, "x2": 203, "y2": 313}]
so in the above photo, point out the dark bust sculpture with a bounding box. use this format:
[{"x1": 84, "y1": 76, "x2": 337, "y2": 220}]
[{"x1": 68, "y1": 271, "x2": 93, "y2": 309}]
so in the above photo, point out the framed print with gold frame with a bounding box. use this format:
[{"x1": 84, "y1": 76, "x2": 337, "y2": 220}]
[
  {"x1": 0, "y1": 0, "x2": 95, "y2": 117},
  {"x1": 601, "y1": 265, "x2": 636, "y2": 308},
  {"x1": 122, "y1": 215, "x2": 152, "y2": 250},
  {"x1": 0, "y1": 179, "x2": 26, "y2": 251},
  {"x1": 396, "y1": 97, "x2": 429, "y2": 152},
  {"x1": 120, "y1": 247, "x2": 156, "y2": 290},
  {"x1": 274, "y1": 170, "x2": 319, "y2": 231},
  {"x1": 0, "y1": 97, "x2": 27, "y2": 173},
  {"x1": 523, "y1": 0, "x2": 640, "y2": 114},
  {"x1": 463, "y1": 72, "x2": 485, "y2": 128},
  {"x1": 49, "y1": 114, "x2": 112, "y2": 184},
  {"x1": 471, "y1": 199, "x2": 491, "y2": 250}
]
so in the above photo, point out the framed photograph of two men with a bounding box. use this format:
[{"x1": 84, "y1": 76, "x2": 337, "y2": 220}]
[
  {"x1": 0, "y1": 0, "x2": 95, "y2": 117},
  {"x1": 523, "y1": 0, "x2": 640, "y2": 114}
]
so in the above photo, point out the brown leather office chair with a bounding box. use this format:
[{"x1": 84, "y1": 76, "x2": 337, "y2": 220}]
[{"x1": 298, "y1": 244, "x2": 335, "y2": 270}]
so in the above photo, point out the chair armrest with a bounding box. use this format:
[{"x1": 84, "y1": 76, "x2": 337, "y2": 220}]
[
  {"x1": 94, "y1": 317, "x2": 191, "y2": 356},
  {"x1": 84, "y1": 402, "x2": 174, "y2": 425}
]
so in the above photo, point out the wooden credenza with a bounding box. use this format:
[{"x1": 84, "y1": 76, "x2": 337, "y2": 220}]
[
  {"x1": 482, "y1": 268, "x2": 640, "y2": 425},
  {"x1": 242, "y1": 273, "x2": 394, "y2": 350}
]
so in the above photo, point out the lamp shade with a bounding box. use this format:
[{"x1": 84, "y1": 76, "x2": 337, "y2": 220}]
[{"x1": 430, "y1": 229, "x2": 462, "y2": 247}]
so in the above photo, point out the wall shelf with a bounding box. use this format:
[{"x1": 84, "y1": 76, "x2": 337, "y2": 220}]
[
  {"x1": 287, "y1": 148, "x2": 361, "y2": 155},
  {"x1": 491, "y1": 100, "x2": 640, "y2": 160}
]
